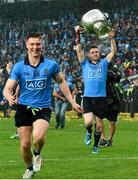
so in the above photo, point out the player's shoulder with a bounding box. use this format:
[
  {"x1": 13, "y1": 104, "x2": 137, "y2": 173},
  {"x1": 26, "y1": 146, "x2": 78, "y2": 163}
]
[
  {"x1": 43, "y1": 56, "x2": 58, "y2": 65},
  {"x1": 100, "y1": 58, "x2": 110, "y2": 66},
  {"x1": 15, "y1": 57, "x2": 25, "y2": 65},
  {"x1": 101, "y1": 57, "x2": 109, "y2": 62},
  {"x1": 12, "y1": 58, "x2": 24, "y2": 69}
]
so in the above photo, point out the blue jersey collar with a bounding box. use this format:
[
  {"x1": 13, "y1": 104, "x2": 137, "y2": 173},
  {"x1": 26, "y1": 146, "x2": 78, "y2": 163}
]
[
  {"x1": 88, "y1": 58, "x2": 101, "y2": 65},
  {"x1": 24, "y1": 55, "x2": 44, "y2": 67}
]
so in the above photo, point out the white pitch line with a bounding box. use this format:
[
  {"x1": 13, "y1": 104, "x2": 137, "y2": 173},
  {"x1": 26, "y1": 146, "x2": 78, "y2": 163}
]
[
  {"x1": 44, "y1": 157, "x2": 138, "y2": 160},
  {"x1": 0, "y1": 156, "x2": 138, "y2": 163}
]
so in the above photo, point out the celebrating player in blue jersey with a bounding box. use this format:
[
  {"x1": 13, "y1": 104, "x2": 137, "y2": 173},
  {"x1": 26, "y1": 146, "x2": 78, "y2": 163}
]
[
  {"x1": 75, "y1": 25, "x2": 117, "y2": 154},
  {"x1": 3, "y1": 32, "x2": 82, "y2": 179}
]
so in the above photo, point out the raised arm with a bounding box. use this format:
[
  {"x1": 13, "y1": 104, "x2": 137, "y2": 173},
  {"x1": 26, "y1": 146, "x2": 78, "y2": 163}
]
[
  {"x1": 53, "y1": 72, "x2": 83, "y2": 113},
  {"x1": 75, "y1": 25, "x2": 85, "y2": 63},
  {"x1": 106, "y1": 29, "x2": 117, "y2": 62}
]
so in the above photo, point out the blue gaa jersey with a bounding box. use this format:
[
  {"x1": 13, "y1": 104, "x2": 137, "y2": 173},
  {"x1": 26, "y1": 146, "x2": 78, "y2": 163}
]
[
  {"x1": 81, "y1": 58, "x2": 109, "y2": 97},
  {"x1": 9, "y1": 56, "x2": 60, "y2": 108}
]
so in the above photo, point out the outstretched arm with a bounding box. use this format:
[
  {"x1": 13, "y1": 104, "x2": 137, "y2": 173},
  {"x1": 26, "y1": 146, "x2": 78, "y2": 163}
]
[
  {"x1": 75, "y1": 25, "x2": 85, "y2": 63},
  {"x1": 106, "y1": 29, "x2": 117, "y2": 62}
]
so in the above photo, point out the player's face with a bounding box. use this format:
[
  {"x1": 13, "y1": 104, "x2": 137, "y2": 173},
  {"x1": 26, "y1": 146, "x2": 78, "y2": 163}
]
[
  {"x1": 26, "y1": 37, "x2": 42, "y2": 58},
  {"x1": 89, "y1": 48, "x2": 100, "y2": 62}
]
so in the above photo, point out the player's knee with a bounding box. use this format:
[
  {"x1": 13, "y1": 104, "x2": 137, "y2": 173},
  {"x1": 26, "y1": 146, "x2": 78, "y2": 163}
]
[
  {"x1": 21, "y1": 141, "x2": 31, "y2": 151},
  {"x1": 84, "y1": 121, "x2": 92, "y2": 128},
  {"x1": 33, "y1": 135, "x2": 45, "y2": 145},
  {"x1": 95, "y1": 123, "x2": 102, "y2": 132}
]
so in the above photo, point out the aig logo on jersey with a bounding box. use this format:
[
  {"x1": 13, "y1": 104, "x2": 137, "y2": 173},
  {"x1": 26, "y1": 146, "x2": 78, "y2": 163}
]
[
  {"x1": 26, "y1": 78, "x2": 46, "y2": 90},
  {"x1": 88, "y1": 69, "x2": 102, "y2": 78}
]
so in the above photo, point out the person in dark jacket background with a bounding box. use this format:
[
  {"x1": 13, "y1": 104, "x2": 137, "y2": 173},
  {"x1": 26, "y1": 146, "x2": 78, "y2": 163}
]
[{"x1": 99, "y1": 63, "x2": 124, "y2": 147}]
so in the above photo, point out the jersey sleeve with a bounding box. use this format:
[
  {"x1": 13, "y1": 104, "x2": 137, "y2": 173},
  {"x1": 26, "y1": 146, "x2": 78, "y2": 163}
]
[
  {"x1": 9, "y1": 63, "x2": 20, "y2": 80},
  {"x1": 103, "y1": 58, "x2": 110, "y2": 65},
  {"x1": 52, "y1": 61, "x2": 60, "y2": 77},
  {"x1": 81, "y1": 57, "x2": 87, "y2": 66}
]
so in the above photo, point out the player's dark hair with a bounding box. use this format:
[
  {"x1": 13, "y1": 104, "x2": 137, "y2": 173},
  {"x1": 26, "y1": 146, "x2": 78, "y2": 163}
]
[
  {"x1": 26, "y1": 32, "x2": 42, "y2": 40},
  {"x1": 89, "y1": 45, "x2": 98, "y2": 49}
]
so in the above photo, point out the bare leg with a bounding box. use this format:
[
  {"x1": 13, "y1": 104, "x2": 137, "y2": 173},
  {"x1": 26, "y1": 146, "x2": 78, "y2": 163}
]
[
  {"x1": 83, "y1": 112, "x2": 93, "y2": 129},
  {"x1": 32, "y1": 119, "x2": 49, "y2": 172},
  {"x1": 100, "y1": 120, "x2": 106, "y2": 140},
  {"x1": 33, "y1": 119, "x2": 49, "y2": 153},
  {"x1": 18, "y1": 126, "x2": 33, "y2": 167},
  {"x1": 108, "y1": 121, "x2": 116, "y2": 141}
]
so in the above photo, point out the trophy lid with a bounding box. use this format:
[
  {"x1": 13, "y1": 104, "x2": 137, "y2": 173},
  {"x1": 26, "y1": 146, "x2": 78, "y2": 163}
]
[{"x1": 81, "y1": 9, "x2": 107, "y2": 25}]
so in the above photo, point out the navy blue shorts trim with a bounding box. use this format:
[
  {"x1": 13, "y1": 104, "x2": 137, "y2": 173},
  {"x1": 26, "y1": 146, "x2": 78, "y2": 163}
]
[{"x1": 15, "y1": 104, "x2": 52, "y2": 127}]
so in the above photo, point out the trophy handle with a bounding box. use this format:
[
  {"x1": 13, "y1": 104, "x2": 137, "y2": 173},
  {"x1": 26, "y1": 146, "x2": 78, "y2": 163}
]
[
  {"x1": 98, "y1": 24, "x2": 111, "y2": 41},
  {"x1": 79, "y1": 25, "x2": 87, "y2": 34}
]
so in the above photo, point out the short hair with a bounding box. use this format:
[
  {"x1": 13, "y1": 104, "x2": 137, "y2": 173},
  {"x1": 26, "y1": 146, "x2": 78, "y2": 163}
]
[
  {"x1": 26, "y1": 32, "x2": 42, "y2": 40},
  {"x1": 89, "y1": 45, "x2": 98, "y2": 49}
]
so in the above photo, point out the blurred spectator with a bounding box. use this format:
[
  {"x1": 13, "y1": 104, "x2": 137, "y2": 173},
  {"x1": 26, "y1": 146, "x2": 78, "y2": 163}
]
[
  {"x1": 74, "y1": 77, "x2": 84, "y2": 118},
  {"x1": 130, "y1": 78, "x2": 138, "y2": 118},
  {"x1": 53, "y1": 79, "x2": 76, "y2": 129},
  {"x1": 0, "y1": 80, "x2": 10, "y2": 118}
]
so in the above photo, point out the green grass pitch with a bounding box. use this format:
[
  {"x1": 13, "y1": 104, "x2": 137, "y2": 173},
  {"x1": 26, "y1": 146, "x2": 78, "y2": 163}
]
[{"x1": 0, "y1": 112, "x2": 138, "y2": 179}]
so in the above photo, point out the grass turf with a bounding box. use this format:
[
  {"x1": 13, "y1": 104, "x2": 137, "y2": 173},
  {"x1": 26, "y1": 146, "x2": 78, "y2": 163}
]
[{"x1": 0, "y1": 112, "x2": 138, "y2": 179}]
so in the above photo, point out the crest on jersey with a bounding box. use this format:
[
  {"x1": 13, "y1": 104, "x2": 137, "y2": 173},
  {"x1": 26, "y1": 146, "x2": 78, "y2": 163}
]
[
  {"x1": 43, "y1": 68, "x2": 49, "y2": 75},
  {"x1": 33, "y1": 70, "x2": 40, "y2": 77}
]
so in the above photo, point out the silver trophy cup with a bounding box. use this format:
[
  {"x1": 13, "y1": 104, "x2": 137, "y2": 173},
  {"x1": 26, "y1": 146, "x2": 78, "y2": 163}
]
[{"x1": 81, "y1": 9, "x2": 111, "y2": 41}]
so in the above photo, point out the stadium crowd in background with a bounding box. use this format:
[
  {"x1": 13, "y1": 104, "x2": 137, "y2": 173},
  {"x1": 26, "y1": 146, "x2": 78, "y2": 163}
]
[{"x1": 0, "y1": 0, "x2": 137, "y2": 117}]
